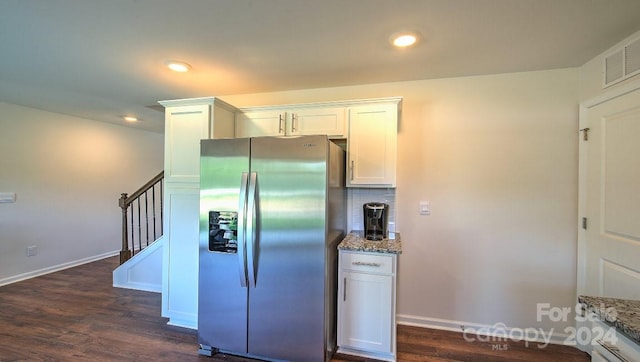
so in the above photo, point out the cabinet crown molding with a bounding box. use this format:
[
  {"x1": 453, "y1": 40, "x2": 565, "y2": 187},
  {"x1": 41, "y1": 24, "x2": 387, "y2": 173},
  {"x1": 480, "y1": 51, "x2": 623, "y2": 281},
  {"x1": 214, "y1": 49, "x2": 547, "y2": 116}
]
[
  {"x1": 237, "y1": 97, "x2": 403, "y2": 112},
  {"x1": 158, "y1": 97, "x2": 238, "y2": 112}
]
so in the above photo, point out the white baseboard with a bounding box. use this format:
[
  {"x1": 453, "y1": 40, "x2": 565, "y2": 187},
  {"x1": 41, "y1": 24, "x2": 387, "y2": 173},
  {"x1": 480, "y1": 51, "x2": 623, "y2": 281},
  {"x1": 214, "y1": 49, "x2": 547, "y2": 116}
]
[
  {"x1": 397, "y1": 314, "x2": 571, "y2": 346},
  {"x1": 166, "y1": 315, "x2": 197, "y2": 330},
  {"x1": 337, "y1": 346, "x2": 394, "y2": 362},
  {"x1": 113, "y1": 280, "x2": 161, "y2": 293},
  {"x1": 0, "y1": 250, "x2": 119, "y2": 287}
]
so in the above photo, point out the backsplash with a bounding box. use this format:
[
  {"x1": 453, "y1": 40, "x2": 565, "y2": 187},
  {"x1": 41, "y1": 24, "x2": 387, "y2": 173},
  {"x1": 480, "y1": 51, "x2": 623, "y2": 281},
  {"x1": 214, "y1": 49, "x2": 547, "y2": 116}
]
[{"x1": 347, "y1": 188, "x2": 396, "y2": 232}]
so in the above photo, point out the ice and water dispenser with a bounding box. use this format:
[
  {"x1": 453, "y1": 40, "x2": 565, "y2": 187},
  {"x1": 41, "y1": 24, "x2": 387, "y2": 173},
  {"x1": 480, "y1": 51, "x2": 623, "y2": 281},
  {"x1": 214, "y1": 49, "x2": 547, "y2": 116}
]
[{"x1": 208, "y1": 211, "x2": 238, "y2": 253}]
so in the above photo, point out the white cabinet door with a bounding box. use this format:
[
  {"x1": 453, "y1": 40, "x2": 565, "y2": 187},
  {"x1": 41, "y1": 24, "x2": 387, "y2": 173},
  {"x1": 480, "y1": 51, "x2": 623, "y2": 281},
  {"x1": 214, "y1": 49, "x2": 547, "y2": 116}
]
[
  {"x1": 164, "y1": 104, "x2": 211, "y2": 182},
  {"x1": 290, "y1": 107, "x2": 346, "y2": 138},
  {"x1": 339, "y1": 270, "x2": 393, "y2": 353},
  {"x1": 161, "y1": 98, "x2": 237, "y2": 182},
  {"x1": 235, "y1": 110, "x2": 286, "y2": 138},
  {"x1": 338, "y1": 250, "x2": 396, "y2": 361},
  {"x1": 347, "y1": 103, "x2": 398, "y2": 187},
  {"x1": 162, "y1": 188, "x2": 199, "y2": 329},
  {"x1": 236, "y1": 106, "x2": 346, "y2": 138}
]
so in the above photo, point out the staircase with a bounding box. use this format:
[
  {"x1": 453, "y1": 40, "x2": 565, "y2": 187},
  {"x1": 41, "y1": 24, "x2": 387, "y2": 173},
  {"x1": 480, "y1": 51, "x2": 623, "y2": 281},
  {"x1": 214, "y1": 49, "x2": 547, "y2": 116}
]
[
  {"x1": 118, "y1": 171, "x2": 164, "y2": 263},
  {"x1": 113, "y1": 171, "x2": 164, "y2": 292}
]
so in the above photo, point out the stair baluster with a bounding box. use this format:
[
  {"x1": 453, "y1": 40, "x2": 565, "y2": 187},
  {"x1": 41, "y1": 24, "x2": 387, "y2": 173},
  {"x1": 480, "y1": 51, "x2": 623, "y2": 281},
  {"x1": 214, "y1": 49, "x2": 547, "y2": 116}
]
[{"x1": 119, "y1": 171, "x2": 164, "y2": 264}]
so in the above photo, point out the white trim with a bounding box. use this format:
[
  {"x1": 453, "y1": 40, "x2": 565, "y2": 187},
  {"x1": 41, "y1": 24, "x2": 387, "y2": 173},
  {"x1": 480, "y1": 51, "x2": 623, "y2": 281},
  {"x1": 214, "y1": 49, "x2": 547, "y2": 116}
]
[
  {"x1": 583, "y1": 78, "x2": 640, "y2": 108},
  {"x1": 396, "y1": 314, "x2": 570, "y2": 346},
  {"x1": 0, "y1": 250, "x2": 119, "y2": 287},
  {"x1": 237, "y1": 97, "x2": 403, "y2": 112},
  {"x1": 166, "y1": 313, "x2": 197, "y2": 330},
  {"x1": 577, "y1": 103, "x2": 590, "y2": 297},
  {"x1": 158, "y1": 96, "x2": 238, "y2": 113},
  {"x1": 113, "y1": 280, "x2": 160, "y2": 293},
  {"x1": 337, "y1": 346, "x2": 395, "y2": 362},
  {"x1": 397, "y1": 313, "x2": 471, "y2": 333}
]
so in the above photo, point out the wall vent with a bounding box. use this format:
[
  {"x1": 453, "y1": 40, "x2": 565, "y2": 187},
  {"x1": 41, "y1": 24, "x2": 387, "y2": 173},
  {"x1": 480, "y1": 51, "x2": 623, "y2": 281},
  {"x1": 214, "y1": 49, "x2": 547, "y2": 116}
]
[{"x1": 603, "y1": 35, "x2": 640, "y2": 88}]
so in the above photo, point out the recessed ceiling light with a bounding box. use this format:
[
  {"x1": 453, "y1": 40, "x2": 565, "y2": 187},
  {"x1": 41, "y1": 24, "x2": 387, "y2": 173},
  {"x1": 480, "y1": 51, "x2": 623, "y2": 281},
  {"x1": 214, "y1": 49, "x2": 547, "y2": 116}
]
[
  {"x1": 123, "y1": 116, "x2": 138, "y2": 122},
  {"x1": 166, "y1": 60, "x2": 191, "y2": 72},
  {"x1": 391, "y1": 32, "x2": 418, "y2": 48}
]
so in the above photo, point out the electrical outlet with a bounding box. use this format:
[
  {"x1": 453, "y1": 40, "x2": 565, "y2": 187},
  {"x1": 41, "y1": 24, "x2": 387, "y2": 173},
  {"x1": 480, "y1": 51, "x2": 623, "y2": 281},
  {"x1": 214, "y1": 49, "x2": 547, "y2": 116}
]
[{"x1": 26, "y1": 245, "x2": 37, "y2": 257}]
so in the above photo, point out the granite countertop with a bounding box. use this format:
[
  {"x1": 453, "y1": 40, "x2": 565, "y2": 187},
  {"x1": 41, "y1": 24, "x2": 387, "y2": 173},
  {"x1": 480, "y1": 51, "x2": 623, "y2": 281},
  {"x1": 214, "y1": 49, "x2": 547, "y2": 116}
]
[
  {"x1": 337, "y1": 231, "x2": 402, "y2": 254},
  {"x1": 579, "y1": 295, "x2": 640, "y2": 345}
]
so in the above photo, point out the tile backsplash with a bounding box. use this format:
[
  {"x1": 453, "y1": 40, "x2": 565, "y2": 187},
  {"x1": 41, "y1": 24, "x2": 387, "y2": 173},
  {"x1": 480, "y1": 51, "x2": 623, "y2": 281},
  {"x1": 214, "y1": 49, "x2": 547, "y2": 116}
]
[{"x1": 347, "y1": 188, "x2": 396, "y2": 232}]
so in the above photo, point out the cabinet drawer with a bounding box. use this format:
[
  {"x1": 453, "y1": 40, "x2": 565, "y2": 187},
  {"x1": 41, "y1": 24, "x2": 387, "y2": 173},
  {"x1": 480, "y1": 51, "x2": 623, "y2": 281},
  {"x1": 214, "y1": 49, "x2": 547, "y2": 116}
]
[
  {"x1": 591, "y1": 319, "x2": 640, "y2": 361},
  {"x1": 341, "y1": 252, "x2": 394, "y2": 274}
]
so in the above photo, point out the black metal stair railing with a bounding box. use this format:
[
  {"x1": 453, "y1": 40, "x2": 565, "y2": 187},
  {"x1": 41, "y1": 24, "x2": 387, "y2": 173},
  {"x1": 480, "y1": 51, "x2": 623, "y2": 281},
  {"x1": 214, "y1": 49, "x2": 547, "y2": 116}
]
[{"x1": 118, "y1": 171, "x2": 164, "y2": 264}]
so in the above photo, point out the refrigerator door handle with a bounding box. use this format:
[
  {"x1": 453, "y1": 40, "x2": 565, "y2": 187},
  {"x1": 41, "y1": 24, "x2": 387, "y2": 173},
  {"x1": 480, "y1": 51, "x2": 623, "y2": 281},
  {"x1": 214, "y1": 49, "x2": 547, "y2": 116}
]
[
  {"x1": 237, "y1": 172, "x2": 249, "y2": 287},
  {"x1": 246, "y1": 172, "x2": 258, "y2": 288}
]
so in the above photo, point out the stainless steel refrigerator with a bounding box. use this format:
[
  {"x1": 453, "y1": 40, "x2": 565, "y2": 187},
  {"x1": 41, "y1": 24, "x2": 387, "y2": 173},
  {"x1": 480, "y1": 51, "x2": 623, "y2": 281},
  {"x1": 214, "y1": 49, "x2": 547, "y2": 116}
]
[{"x1": 198, "y1": 135, "x2": 346, "y2": 361}]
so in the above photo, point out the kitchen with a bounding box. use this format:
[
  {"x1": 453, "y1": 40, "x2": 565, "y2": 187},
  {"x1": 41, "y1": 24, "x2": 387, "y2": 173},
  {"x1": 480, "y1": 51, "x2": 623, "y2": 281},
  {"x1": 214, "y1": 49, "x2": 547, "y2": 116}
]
[
  {"x1": 156, "y1": 46, "x2": 640, "y2": 360},
  {"x1": 2, "y1": 1, "x2": 640, "y2": 361},
  {"x1": 190, "y1": 99, "x2": 402, "y2": 360}
]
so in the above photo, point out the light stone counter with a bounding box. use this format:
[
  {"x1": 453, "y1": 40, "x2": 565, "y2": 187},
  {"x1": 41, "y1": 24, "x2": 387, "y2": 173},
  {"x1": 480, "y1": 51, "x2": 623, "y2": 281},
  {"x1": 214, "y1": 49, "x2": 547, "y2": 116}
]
[
  {"x1": 579, "y1": 295, "x2": 640, "y2": 345},
  {"x1": 337, "y1": 231, "x2": 402, "y2": 254}
]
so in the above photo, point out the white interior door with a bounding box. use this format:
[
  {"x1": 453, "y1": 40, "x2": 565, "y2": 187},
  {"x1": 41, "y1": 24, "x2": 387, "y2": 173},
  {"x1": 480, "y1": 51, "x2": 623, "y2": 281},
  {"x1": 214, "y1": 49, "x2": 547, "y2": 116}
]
[{"x1": 578, "y1": 85, "x2": 640, "y2": 299}]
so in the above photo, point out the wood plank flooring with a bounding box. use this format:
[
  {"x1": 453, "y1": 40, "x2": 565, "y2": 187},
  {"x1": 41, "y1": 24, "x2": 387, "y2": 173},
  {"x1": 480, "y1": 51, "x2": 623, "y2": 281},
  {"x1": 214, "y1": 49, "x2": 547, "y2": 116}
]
[{"x1": 0, "y1": 256, "x2": 589, "y2": 361}]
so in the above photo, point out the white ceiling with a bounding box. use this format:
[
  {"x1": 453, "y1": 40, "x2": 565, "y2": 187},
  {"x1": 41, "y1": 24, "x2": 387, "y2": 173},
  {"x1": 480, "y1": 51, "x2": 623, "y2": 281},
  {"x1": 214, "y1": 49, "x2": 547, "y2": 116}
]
[{"x1": 2, "y1": 0, "x2": 640, "y2": 132}]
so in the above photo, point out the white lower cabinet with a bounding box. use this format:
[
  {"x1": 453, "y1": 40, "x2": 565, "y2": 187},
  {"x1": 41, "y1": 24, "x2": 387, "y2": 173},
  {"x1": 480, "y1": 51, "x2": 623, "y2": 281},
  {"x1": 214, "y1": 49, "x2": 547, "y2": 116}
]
[
  {"x1": 162, "y1": 187, "x2": 199, "y2": 328},
  {"x1": 338, "y1": 250, "x2": 397, "y2": 361},
  {"x1": 588, "y1": 318, "x2": 640, "y2": 362}
]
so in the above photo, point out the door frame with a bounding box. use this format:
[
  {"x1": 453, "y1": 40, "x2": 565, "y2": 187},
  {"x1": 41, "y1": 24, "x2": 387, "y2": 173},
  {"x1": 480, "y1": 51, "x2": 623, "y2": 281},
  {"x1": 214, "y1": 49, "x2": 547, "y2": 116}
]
[{"x1": 577, "y1": 79, "x2": 640, "y2": 296}]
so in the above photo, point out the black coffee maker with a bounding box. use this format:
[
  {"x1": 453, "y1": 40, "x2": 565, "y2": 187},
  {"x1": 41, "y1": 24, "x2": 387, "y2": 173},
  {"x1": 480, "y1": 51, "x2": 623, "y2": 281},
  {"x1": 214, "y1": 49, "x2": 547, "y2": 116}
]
[{"x1": 363, "y1": 202, "x2": 389, "y2": 240}]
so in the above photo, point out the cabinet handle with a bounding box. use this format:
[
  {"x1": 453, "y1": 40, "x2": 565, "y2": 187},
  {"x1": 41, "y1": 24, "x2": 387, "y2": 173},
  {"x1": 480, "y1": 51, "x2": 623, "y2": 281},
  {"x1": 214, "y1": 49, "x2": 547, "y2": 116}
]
[
  {"x1": 343, "y1": 277, "x2": 346, "y2": 301},
  {"x1": 596, "y1": 339, "x2": 626, "y2": 361},
  {"x1": 352, "y1": 261, "x2": 381, "y2": 267},
  {"x1": 291, "y1": 113, "x2": 297, "y2": 133},
  {"x1": 279, "y1": 114, "x2": 285, "y2": 134},
  {"x1": 350, "y1": 160, "x2": 354, "y2": 181}
]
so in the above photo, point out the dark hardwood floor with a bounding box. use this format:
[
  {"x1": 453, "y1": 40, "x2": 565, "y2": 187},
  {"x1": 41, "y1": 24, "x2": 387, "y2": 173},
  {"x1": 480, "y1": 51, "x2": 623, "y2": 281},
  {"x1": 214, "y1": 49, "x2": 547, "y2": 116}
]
[{"x1": 0, "y1": 257, "x2": 589, "y2": 361}]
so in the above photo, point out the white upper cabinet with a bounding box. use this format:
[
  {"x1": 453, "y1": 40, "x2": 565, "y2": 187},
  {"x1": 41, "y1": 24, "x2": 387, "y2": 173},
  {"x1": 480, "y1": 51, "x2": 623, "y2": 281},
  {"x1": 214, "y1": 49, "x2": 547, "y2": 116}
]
[
  {"x1": 347, "y1": 100, "x2": 400, "y2": 188},
  {"x1": 290, "y1": 106, "x2": 346, "y2": 137},
  {"x1": 237, "y1": 98, "x2": 401, "y2": 188},
  {"x1": 236, "y1": 105, "x2": 346, "y2": 138},
  {"x1": 159, "y1": 97, "x2": 237, "y2": 182},
  {"x1": 235, "y1": 109, "x2": 285, "y2": 137}
]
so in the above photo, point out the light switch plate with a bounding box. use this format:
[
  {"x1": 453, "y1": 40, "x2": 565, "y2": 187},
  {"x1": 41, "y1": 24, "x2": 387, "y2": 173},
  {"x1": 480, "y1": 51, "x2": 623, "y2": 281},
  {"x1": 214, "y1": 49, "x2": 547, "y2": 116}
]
[
  {"x1": 419, "y1": 201, "x2": 430, "y2": 215},
  {"x1": 0, "y1": 192, "x2": 16, "y2": 203}
]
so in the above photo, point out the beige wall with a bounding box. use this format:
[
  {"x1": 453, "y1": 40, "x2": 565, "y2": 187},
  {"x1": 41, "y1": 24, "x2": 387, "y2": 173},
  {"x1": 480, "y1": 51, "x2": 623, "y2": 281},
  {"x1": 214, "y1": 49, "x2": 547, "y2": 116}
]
[
  {"x1": 223, "y1": 67, "x2": 580, "y2": 334},
  {"x1": 0, "y1": 102, "x2": 164, "y2": 284}
]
